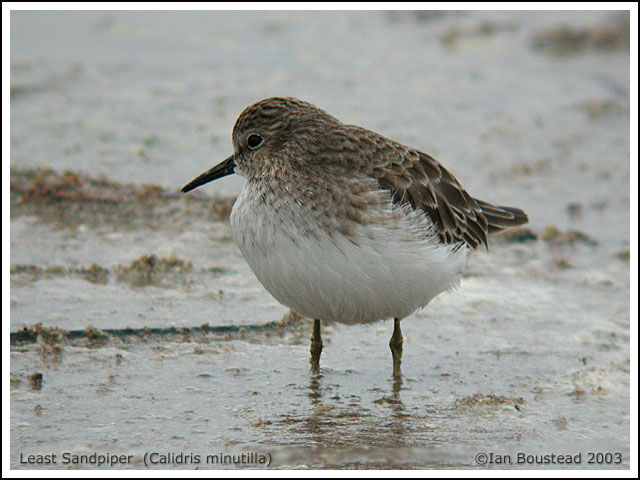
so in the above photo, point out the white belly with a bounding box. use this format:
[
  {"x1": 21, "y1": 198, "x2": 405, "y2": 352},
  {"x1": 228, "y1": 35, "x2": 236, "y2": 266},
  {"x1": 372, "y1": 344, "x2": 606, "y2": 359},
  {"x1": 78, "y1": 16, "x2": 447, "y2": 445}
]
[{"x1": 230, "y1": 184, "x2": 468, "y2": 324}]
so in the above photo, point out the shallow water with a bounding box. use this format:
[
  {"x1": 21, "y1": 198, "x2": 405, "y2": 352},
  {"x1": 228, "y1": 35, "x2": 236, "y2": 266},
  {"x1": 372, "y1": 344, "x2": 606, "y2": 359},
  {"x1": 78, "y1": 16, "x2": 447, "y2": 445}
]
[{"x1": 10, "y1": 10, "x2": 630, "y2": 469}]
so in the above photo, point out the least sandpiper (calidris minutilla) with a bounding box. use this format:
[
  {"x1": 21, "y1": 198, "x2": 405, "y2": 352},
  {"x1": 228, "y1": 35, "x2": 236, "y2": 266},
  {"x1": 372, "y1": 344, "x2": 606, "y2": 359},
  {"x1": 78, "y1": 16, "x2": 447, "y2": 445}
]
[{"x1": 182, "y1": 97, "x2": 528, "y2": 377}]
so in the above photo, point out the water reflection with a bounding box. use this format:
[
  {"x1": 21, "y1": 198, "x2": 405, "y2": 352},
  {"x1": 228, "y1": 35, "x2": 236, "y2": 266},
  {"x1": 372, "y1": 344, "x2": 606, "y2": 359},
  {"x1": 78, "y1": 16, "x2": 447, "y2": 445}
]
[
  {"x1": 307, "y1": 372, "x2": 323, "y2": 406},
  {"x1": 297, "y1": 370, "x2": 410, "y2": 446}
]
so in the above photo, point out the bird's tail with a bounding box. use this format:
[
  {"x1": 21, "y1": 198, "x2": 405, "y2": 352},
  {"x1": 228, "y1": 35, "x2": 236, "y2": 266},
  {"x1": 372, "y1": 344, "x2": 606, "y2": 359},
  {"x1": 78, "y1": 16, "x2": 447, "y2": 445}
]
[{"x1": 474, "y1": 198, "x2": 529, "y2": 234}]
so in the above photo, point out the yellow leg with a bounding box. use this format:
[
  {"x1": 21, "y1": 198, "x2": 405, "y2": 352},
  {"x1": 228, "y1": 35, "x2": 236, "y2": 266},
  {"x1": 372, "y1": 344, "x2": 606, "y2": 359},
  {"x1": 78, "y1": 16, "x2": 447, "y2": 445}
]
[
  {"x1": 310, "y1": 319, "x2": 323, "y2": 373},
  {"x1": 389, "y1": 318, "x2": 403, "y2": 378}
]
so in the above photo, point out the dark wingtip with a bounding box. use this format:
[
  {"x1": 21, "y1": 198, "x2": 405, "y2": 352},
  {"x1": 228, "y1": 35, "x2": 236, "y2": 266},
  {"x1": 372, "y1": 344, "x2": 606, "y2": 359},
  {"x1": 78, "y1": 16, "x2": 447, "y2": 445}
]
[
  {"x1": 508, "y1": 207, "x2": 529, "y2": 226},
  {"x1": 474, "y1": 199, "x2": 529, "y2": 235}
]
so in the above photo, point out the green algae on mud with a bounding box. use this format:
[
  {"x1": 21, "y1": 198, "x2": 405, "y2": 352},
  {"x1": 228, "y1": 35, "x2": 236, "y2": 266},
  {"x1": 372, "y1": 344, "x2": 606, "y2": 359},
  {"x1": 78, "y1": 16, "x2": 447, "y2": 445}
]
[
  {"x1": 10, "y1": 252, "x2": 226, "y2": 289},
  {"x1": 10, "y1": 167, "x2": 236, "y2": 229},
  {"x1": 11, "y1": 263, "x2": 110, "y2": 285},
  {"x1": 530, "y1": 12, "x2": 630, "y2": 57},
  {"x1": 114, "y1": 253, "x2": 193, "y2": 287},
  {"x1": 10, "y1": 310, "x2": 309, "y2": 347}
]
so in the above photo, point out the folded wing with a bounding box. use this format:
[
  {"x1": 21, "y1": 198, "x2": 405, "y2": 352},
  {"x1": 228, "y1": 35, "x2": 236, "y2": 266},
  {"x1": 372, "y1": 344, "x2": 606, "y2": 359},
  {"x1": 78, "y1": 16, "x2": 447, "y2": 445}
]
[{"x1": 355, "y1": 128, "x2": 528, "y2": 249}]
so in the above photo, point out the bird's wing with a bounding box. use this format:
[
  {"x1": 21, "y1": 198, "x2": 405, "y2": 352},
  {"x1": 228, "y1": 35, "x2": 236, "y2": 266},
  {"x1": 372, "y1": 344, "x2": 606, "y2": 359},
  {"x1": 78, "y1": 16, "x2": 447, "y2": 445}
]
[{"x1": 347, "y1": 127, "x2": 527, "y2": 249}]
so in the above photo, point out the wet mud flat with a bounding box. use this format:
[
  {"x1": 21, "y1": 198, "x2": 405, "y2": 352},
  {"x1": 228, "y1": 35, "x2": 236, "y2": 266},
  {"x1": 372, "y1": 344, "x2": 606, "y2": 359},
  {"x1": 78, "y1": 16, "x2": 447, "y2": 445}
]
[
  {"x1": 10, "y1": 10, "x2": 630, "y2": 470},
  {"x1": 10, "y1": 166, "x2": 630, "y2": 469}
]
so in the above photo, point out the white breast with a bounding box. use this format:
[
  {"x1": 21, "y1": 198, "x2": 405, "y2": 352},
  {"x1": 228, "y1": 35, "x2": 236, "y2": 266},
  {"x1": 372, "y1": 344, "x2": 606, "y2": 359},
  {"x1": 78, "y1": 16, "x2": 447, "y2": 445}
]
[{"x1": 230, "y1": 182, "x2": 468, "y2": 324}]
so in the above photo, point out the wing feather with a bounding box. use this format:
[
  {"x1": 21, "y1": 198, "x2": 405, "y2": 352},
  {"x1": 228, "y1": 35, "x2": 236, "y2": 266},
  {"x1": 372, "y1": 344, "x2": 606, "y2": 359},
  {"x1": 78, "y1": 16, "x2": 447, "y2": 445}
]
[{"x1": 341, "y1": 126, "x2": 528, "y2": 249}]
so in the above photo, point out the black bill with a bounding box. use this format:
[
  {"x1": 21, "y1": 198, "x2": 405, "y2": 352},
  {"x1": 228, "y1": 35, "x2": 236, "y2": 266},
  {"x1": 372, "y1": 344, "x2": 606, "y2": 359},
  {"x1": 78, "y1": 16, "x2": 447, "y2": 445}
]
[{"x1": 181, "y1": 154, "x2": 236, "y2": 193}]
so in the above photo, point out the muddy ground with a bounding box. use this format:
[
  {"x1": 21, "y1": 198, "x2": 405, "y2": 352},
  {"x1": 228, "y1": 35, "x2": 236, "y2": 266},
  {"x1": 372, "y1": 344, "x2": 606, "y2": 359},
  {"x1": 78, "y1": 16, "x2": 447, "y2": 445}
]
[{"x1": 9, "y1": 10, "x2": 630, "y2": 469}]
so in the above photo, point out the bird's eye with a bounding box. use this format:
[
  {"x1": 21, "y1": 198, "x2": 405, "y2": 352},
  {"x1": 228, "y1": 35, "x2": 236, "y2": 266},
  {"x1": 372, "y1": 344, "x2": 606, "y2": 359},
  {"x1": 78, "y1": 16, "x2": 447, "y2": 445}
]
[{"x1": 247, "y1": 134, "x2": 264, "y2": 149}]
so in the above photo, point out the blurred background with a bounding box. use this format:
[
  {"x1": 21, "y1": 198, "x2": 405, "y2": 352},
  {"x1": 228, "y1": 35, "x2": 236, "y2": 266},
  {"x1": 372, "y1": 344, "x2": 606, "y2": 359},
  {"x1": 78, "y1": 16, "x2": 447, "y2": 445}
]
[{"x1": 10, "y1": 10, "x2": 631, "y2": 469}]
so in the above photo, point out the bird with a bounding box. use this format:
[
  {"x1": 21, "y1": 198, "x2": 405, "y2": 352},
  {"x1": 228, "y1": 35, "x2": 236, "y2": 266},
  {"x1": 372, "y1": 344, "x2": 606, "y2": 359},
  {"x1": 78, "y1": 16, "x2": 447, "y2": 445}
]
[{"x1": 181, "y1": 96, "x2": 528, "y2": 378}]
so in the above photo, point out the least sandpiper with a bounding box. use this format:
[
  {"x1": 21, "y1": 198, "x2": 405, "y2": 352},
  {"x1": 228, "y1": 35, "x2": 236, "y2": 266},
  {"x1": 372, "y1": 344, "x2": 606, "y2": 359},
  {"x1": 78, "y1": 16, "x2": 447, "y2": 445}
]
[{"x1": 182, "y1": 97, "x2": 528, "y2": 377}]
